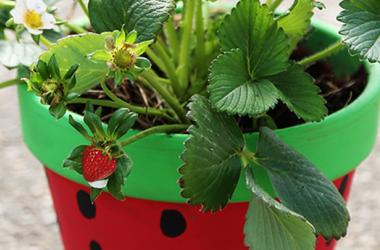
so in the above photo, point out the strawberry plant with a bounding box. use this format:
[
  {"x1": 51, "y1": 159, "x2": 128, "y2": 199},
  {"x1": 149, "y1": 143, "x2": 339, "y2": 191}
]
[{"x1": 0, "y1": 0, "x2": 378, "y2": 249}]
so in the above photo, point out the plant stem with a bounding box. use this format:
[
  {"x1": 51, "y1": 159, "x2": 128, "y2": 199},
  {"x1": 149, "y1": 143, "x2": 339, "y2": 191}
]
[
  {"x1": 58, "y1": 19, "x2": 87, "y2": 34},
  {"x1": 164, "y1": 18, "x2": 180, "y2": 64},
  {"x1": 67, "y1": 98, "x2": 120, "y2": 108},
  {"x1": 152, "y1": 39, "x2": 181, "y2": 97},
  {"x1": 76, "y1": 0, "x2": 89, "y2": 18},
  {"x1": 177, "y1": 0, "x2": 196, "y2": 96},
  {"x1": 269, "y1": 0, "x2": 284, "y2": 11},
  {"x1": 298, "y1": 40, "x2": 345, "y2": 67},
  {"x1": 0, "y1": 0, "x2": 15, "y2": 9},
  {"x1": 140, "y1": 70, "x2": 188, "y2": 123},
  {"x1": 120, "y1": 124, "x2": 189, "y2": 147},
  {"x1": 195, "y1": 0, "x2": 206, "y2": 70},
  {"x1": 0, "y1": 78, "x2": 20, "y2": 89},
  {"x1": 40, "y1": 35, "x2": 54, "y2": 48},
  {"x1": 146, "y1": 48, "x2": 168, "y2": 75},
  {"x1": 99, "y1": 81, "x2": 174, "y2": 120}
]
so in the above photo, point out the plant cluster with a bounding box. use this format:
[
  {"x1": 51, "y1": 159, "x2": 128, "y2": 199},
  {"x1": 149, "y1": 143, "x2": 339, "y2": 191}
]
[{"x1": 1, "y1": 0, "x2": 379, "y2": 249}]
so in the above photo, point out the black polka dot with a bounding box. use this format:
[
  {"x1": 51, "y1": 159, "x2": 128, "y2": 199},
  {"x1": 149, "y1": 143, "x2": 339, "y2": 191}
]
[
  {"x1": 89, "y1": 240, "x2": 102, "y2": 250},
  {"x1": 339, "y1": 175, "x2": 350, "y2": 196},
  {"x1": 76, "y1": 190, "x2": 96, "y2": 219},
  {"x1": 160, "y1": 209, "x2": 187, "y2": 238}
]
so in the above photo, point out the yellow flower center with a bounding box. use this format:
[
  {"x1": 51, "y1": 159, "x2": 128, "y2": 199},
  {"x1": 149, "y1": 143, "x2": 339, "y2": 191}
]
[
  {"x1": 112, "y1": 45, "x2": 137, "y2": 70},
  {"x1": 23, "y1": 10, "x2": 43, "y2": 29}
]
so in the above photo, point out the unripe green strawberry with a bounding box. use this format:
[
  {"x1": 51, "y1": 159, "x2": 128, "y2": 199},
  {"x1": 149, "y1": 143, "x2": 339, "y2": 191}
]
[{"x1": 82, "y1": 146, "x2": 117, "y2": 182}]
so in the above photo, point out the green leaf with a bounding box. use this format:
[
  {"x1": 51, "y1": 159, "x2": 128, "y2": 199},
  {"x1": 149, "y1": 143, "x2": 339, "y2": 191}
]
[
  {"x1": 64, "y1": 64, "x2": 79, "y2": 80},
  {"x1": 208, "y1": 49, "x2": 279, "y2": 116},
  {"x1": 48, "y1": 55, "x2": 61, "y2": 79},
  {"x1": 117, "y1": 154, "x2": 133, "y2": 177},
  {"x1": 255, "y1": 127, "x2": 350, "y2": 240},
  {"x1": 245, "y1": 170, "x2": 316, "y2": 250},
  {"x1": 88, "y1": 0, "x2": 175, "y2": 42},
  {"x1": 107, "y1": 154, "x2": 132, "y2": 200},
  {"x1": 338, "y1": 0, "x2": 380, "y2": 62},
  {"x1": 84, "y1": 110, "x2": 106, "y2": 140},
  {"x1": 36, "y1": 60, "x2": 49, "y2": 80},
  {"x1": 63, "y1": 145, "x2": 86, "y2": 174},
  {"x1": 89, "y1": 50, "x2": 112, "y2": 61},
  {"x1": 40, "y1": 33, "x2": 109, "y2": 94},
  {"x1": 277, "y1": 0, "x2": 314, "y2": 50},
  {"x1": 179, "y1": 95, "x2": 245, "y2": 212},
  {"x1": 49, "y1": 102, "x2": 66, "y2": 119},
  {"x1": 107, "y1": 108, "x2": 138, "y2": 139},
  {"x1": 68, "y1": 115, "x2": 92, "y2": 141},
  {"x1": 218, "y1": 0, "x2": 289, "y2": 78},
  {"x1": 269, "y1": 64, "x2": 327, "y2": 122}
]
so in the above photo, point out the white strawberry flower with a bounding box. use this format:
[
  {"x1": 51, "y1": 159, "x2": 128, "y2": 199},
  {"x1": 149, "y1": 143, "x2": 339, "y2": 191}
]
[{"x1": 10, "y1": 0, "x2": 56, "y2": 35}]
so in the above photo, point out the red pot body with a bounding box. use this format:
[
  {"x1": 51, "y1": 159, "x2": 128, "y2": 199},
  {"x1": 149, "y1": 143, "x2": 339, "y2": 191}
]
[{"x1": 46, "y1": 169, "x2": 354, "y2": 250}]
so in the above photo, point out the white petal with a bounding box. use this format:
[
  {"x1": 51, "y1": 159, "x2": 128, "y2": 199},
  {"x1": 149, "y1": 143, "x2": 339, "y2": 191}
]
[
  {"x1": 41, "y1": 13, "x2": 55, "y2": 29},
  {"x1": 27, "y1": 0, "x2": 47, "y2": 13},
  {"x1": 25, "y1": 26, "x2": 43, "y2": 35},
  {"x1": 10, "y1": 9, "x2": 24, "y2": 24},
  {"x1": 88, "y1": 179, "x2": 109, "y2": 189},
  {"x1": 15, "y1": 0, "x2": 27, "y2": 11}
]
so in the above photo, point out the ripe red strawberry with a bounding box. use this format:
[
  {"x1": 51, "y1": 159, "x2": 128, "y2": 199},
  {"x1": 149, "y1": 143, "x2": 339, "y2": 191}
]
[{"x1": 82, "y1": 146, "x2": 117, "y2": 182}]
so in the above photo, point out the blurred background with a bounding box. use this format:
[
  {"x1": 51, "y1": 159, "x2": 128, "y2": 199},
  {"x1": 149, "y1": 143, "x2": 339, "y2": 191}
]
[{"x1": 0, "y1": 0, "x2": 379, "y2": 249}]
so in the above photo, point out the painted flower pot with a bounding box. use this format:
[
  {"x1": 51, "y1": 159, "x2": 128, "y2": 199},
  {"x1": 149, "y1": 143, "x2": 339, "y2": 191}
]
[{"x1": 18, "y1": 20, "x2": 380, "y2": 250}]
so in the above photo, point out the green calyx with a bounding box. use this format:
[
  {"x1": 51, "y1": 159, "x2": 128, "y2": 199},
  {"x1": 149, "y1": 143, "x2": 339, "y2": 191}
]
[
  {"x1": 25, "y1": 55, "x2": 79, "y2": 119},
  {"x1": 89, "y1": 29, "x2": 153, "y2": 84}
]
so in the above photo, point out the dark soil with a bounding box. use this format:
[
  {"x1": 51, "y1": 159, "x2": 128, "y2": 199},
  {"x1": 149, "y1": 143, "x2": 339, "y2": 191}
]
[
  {"x1": 269, "y1": 47, "x2": 367, "y2": 129},
  {"x1": 67, "y1": 48, "x2": 367, "y2": 131}
]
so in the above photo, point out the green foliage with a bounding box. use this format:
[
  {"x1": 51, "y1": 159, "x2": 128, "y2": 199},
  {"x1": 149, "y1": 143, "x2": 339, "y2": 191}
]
[
  {"x1": 269, "y1": 64, "x2": 327, "y2": 121},
  {"x1": 338, "y1": 0, "x2": 380, "y2": 62},
  {"x1": 88, "y1": 0, "x2": 175, "y2": 41},
  {"x1": 245, "y1": 170, "x2": 316, "y2": 250},
  {"x1": 209, "y1": 0, "x2": 326, "y2": 121},
  {"x1": 218, "y1": 0, "x2": 289, "y2": 78},
  {"x1": 40, "y1": 33, "x2": 110, "y2": 94},
  {"x1": 209, "y1": 49, "x2": 279, "y2": 116},
  {"x1": 277, "y1": 0, "x2": 315, "y2": 50},
  {"x1": 24, "y1": 55, "x2": 79, "y2": 119},
  {"x1": 255, "y1": 127, "x2": 350, "y2": 240},
  {"x1": 179, "y1": 95, "x2": 245, "y2": 212}
]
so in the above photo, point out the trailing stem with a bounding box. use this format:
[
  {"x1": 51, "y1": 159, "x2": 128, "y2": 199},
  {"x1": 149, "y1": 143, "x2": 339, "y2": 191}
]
[
  {"x1": 140, "y1": 70, "x2": 188, "y2": 123},
  {"x1": 120, "y1": 124, "x2": 189, "y2": 147},
  {"x1": 58, "y1": 19, "x2": 87, "y2": 34},
  {"x1": 40, "y1": 35, "x2": 54, "y2": 48},
  {"x1": 0, "y1": 0, "x2": 15, "y2": 9},
  {"x1": 0, "y1": 78, "x2": 20, "y2": 89},
  {"x1": 76, "y1": 0, "x2": 89, "y2": 18},
  {"x1": 99, "y1": 81, "x2": 175, "y2": 121},
  {"x1": 298, "y1": 40, "x2": 345, "y2": 67}
]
